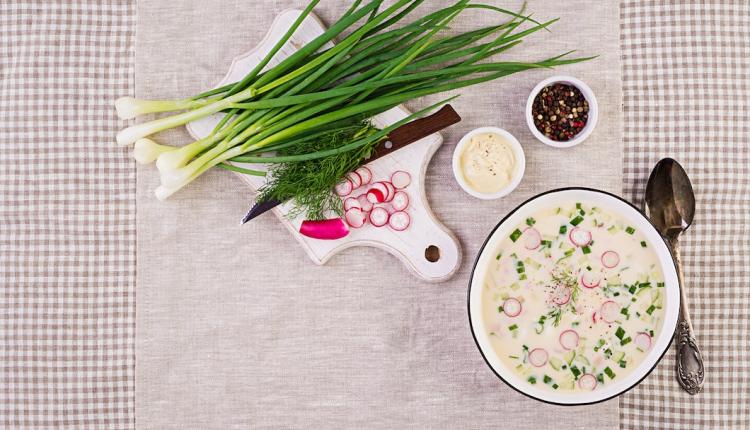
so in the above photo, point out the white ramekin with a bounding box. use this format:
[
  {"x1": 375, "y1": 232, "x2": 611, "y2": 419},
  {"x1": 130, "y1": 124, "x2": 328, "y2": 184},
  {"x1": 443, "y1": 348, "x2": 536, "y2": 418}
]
[
  {"x1": 525, "y1": 75, "x2": 598, "y2": 148},
  {"x1": 452, "y1": 127, "x2": 525, "y2": 200}
]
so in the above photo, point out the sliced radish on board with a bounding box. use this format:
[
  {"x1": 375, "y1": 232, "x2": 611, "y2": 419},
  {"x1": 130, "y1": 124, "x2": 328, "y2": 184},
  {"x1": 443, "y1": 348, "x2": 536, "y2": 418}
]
[
  {"x1": 378, "y1": 181, "x2": 395, "y2": 202},
  {"x1": 345, "y1": 208, "x2": 367, "y2": 228},
  {"x1": 369, "y1": 207, "x2": 389, "y2": 227},
  {"x1": 388, "y1": 211, "x2": 410, "y2": 231},
  {"x1": 635, "y1": 332, "x2": 652, "y2": 351},
  {"x1": 580, "y1": 271, "x2": 601, "y2": 289},
  {"x1": 391, "y1": 171, "x2": 411, "y2": 189},
  {"x1": 357, "y1": 194, "x2": 373, "y2": 212},
  {"x1": 334, "y1": 178, "x2": 353, "y2": 197},
  {"x1": 366, "y1": 188, "x2": 385, "y2": 204},
  {"x1": 502, "y1": 298, "x2": 522, "y2": 317},
  {"x1": 568, "y1": 227, "x2": 592, "y2": 247},
  {"x1": 528, "y1": 348, "x2": 548, "y2": 367},
  {"x1": 343, "y1": 197, "x2": 361, "y2": 211},
  {"x1": 523, "y1": 228, "x2": 541, "y2": 250},
  {"x1": 601, "y1": 250, "x2": 620, "y2": 268},
  {"x1": 600, "y1": 300, "x2": 620, "y2": 323},
  {"x1": 391, "y1": 191, "x2": 409, "y2": 211},
  {"x1": 578, "y1": 374, "x2": 597, "y2": 390},
  {"x1": 551, "y1": 285, "x2": 571, "y2": 305},
  {"x1": 371, "y1": 182, "x2": 389, "y2": 201},
  {"x1": 559, "y1": 329, "x2": 579, "y2": 350},
  {"x1": 355, "y1": 166, "x2": 372, "y2": 185},
  {"x1": 347, "y1": 171, "x2": 362, "y2": 189},
  {"x1": 299, "y1": 218, "x2": 349, "y2": 240}
]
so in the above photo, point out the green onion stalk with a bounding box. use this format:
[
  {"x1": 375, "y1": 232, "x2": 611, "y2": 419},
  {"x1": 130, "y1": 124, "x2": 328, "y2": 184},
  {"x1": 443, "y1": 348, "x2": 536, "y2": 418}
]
[{"x1": 115, "y1": 0, "x2": 593, "y2": 201}]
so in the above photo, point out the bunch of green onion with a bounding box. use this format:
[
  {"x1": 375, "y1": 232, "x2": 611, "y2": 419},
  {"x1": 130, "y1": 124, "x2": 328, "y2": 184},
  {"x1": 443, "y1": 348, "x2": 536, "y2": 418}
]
[{"x1": 115, "y1": 0, "x2": 591, "y2": 200}]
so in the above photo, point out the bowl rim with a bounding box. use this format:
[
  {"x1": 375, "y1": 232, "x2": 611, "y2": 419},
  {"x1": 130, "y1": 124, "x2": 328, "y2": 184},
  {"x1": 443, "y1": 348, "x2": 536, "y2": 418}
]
[
  {"x1": 451, "y1": 126, "x2": 526, "y2": 200},
  {"x1": 525, "y1": 75, "x2": 599, "y2": 148},
  {"x1": 467, "y1": 187, "x2": 680, "y2": 406}
]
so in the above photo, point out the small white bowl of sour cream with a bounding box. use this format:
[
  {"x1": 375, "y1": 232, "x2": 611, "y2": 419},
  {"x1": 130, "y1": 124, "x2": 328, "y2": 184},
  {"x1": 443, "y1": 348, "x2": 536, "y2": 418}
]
[{"x1": 452, "y1": 127, "x2": 525, "y2": 200}]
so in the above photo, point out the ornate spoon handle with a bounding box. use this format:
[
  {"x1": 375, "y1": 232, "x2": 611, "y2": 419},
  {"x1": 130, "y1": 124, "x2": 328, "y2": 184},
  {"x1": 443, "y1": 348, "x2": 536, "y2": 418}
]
[{"x1": 671, "y1": 243, "x2": 705, "y2": 394}]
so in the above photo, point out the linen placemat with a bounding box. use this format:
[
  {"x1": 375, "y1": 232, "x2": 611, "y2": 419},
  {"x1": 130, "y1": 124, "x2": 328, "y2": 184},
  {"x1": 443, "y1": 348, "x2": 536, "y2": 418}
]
[
  {"x1": 619, "y1": 1, "x2": 750, "y2": 429},
  {"x1": 0, "y1": 1, "x2": 136, "y2": 428},
  {"x1": 134, "y1": 1, "x2": 621, "y2": 428}
]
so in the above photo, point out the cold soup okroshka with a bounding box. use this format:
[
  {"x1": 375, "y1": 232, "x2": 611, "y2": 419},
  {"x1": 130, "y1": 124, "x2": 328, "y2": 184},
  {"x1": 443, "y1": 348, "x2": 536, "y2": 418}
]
[{"x1": 481, "y1": 201, "x2": 665, "y2": 392}]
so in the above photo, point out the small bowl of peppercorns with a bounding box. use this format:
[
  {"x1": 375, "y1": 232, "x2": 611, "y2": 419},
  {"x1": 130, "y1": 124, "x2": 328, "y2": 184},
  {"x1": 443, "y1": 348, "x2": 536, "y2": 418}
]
[{"x1": 525, "y1": 75, "x2": 598, "y2": 148}]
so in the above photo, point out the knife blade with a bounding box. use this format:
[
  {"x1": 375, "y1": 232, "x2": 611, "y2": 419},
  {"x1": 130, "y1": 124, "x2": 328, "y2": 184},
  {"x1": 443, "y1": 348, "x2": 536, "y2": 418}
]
[{"x1": 240, "y1": 104, "x2": 461, "y2": 224}]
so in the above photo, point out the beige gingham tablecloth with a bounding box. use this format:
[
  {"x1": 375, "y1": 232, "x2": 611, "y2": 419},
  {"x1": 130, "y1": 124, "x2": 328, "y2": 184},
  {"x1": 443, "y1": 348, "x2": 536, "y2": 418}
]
[{"x1": 0, "y1": 0, "x2": 748, "y2": 429}]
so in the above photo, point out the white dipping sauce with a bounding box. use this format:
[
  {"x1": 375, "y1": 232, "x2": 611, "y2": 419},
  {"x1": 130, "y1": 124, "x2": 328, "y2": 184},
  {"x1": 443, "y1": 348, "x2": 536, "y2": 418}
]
[{"x1": 459, "y1": 132, "x2": 516, "y2": 194}]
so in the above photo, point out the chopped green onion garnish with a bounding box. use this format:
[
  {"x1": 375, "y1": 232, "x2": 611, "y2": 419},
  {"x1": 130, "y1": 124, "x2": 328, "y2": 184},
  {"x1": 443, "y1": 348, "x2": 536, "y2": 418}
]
[
  {"x1": 559, "y1": 225, "x2": 567, "y2": 234},
  {"x1": 497, "y1": 306, "x2": 504, "y2": 313},
  {"x1": 640, "y1": 241, "x2": 647, "y2": 248},
  {"x1": 543, "y1": 375, "x2": 553, "y2": 384},
  {"x1": 604, "y1": 367, "x2": 616, "y2": 379},
  {"x1": 625, "y1": 226, "x2": 635, "y2": 235},
  {"x1": 528, "y1": 376, "x2": 537, "y2": 384},
  {"x1": 510, "y1": 229, "x2": 523, "y2": 242},
  {"x1": 570, "y1": 216, "x2": 584, "y2": 226},
  {"x1": 646, "y1": 305, "x2": 656, "y2": 315},
  {"x1": 508, "y1": 324, "x2": 518, "y2": 331},
  {"x1": 621, "y1": 337, "x2": 632, "y2": 346},
  {"x1": 526, "y1": 217, "x2": 536, "y2": 226},
  {"x1": 581, "y1": 246, "x2": 591, "y2": 255},
  {"x1": 615, "y1": 327, "x2": 625, "y2": 339}
]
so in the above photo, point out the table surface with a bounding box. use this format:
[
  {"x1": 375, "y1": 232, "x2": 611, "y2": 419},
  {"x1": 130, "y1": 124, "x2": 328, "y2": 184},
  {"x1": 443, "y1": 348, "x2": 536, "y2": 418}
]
[{"x1": 1, "y1": 1, "x2": 749, "y2": 429}]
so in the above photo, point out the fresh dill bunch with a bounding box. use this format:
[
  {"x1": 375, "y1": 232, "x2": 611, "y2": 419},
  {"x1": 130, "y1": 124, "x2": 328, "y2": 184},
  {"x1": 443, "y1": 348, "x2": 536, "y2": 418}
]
[{"x1": 258, "y1": 121, "x2": 381, "y2": 220}]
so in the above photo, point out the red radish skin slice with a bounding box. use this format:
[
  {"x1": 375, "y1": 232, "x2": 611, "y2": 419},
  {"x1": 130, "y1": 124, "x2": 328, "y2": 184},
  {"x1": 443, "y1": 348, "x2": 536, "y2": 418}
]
[
  {"x1": 592, "y1": 312, "x2": 598, "y2": 323},
  {"x1": 523, "y1": 228, "x2": 542, "y2": 250},
  {"x1": 568, "y1": 227, "x2": 592, "y2": 247},
  {"x1": 388, "y1": 211, "x2": 410, "y2": 231},
  {"x1": 378, "y1": 181, "x2": 395, "y2": 202},
  {"x1": 355, "y1": 167, "x2": 372, "y2": 185},
  {"x1": 366, "y1": 188, "x2": 385, "y2": 204},
  {"x1": 391, "y1": 191, "x2": 409, "y2": 211},
  {"x1": 343, "y1": 197, "x2": 361, "y2": 211},
  {"x1": 344, "y1": 208, "x2": 367, "y2": 228},
  {"x1": 600, "y1": 300, "x2": 620, "y2": 323},
  {"x1": 528, "y1": 348, "x2": 548, "y2": 367},
  {"x1": 369, "y1": 207, "x2": 389, "y2": 227},
  {"x1": 559, "y1": 329, "x2": 580, "y2": 350},
  {"x1": 578, "y1": 374, "x2": 597, "y2": 390},
  {"x1": 635, "y1": 332, "x2": 652, "y2": 351},
  {"x1": 391, "y1": 171, "x2": 411, "y2": 189},
  {"x1": 357, "y1": 194, "x2": 373, "y2": 212},
  {"x1": 601, "y1": 250, "x2": 620, "y2": 268},
  {"x1": 552, "y1": 285, "x2": 571, "y2": 305},
  {"x1": 502, "y1": 298, "x2": 522, "y2": 317},
  {"x1": 299, "y1": 218, "x2": 349, "y2": 240},
  {"x1": 334, "y1": 179, "x2": 353, "y2": 197},
  {"x1": 371, "y1": 182, "x2": 389, "y2": 201},
  {"x1": 580, "y1": 271, "x2": 601, "y2": 289}
]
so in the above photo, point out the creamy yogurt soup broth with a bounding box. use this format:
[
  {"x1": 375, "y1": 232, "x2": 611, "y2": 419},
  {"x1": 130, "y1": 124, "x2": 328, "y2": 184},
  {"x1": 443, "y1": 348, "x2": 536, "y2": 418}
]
[{"x1": 481, "y1": 201, "x2": 665, "y2": 393}]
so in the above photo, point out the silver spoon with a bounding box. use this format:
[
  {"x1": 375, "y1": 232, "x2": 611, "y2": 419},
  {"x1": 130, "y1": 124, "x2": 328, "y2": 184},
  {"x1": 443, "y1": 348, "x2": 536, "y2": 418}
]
[{"x1": 644, "y1": 157, "x2": 704, "y2": 394}]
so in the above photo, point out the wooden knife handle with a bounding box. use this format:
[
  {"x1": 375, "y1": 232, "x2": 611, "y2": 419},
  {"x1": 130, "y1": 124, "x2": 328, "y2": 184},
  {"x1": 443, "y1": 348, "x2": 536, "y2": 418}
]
[{"x1": 368, "y1": 104, "x2": 461, "y2": 161}]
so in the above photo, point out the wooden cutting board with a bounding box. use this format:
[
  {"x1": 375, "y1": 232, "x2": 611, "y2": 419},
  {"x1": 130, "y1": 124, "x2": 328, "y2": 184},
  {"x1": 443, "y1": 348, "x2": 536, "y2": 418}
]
[{"x1": 186, "y1": 9, "x2": 461, "y2": 282}]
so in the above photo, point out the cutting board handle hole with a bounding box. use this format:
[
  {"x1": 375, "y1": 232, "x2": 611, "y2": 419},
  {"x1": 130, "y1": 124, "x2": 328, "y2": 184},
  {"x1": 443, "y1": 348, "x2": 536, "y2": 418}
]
[
  {"x1": 384, "y1": 140, "x2": 393, "y2": 149},
  {"x1": 425, "y1": 245, "x2": 441, "y2": 263}
]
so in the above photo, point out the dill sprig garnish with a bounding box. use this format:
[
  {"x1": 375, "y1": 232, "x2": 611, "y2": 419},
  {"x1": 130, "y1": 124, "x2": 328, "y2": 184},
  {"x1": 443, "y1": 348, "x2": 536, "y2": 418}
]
[{"x1": 258, "y1": 122, "x2": 381, "y2": 220}]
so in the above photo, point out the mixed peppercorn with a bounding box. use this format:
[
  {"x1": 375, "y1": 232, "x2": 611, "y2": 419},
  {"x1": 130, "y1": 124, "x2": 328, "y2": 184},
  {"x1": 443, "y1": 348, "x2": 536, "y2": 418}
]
[{"x1": 531, "y1": 83, "x2": 589, "y2": 142}]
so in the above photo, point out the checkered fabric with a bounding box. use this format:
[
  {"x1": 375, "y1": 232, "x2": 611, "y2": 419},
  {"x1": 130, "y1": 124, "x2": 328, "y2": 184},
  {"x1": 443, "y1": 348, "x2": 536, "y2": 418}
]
[
  {"x1": 0, "y1": 1, "x2": 135, "y2": 429},
  {"x1": 620, "y1": 1, "x2": 750, "y2": 429}
]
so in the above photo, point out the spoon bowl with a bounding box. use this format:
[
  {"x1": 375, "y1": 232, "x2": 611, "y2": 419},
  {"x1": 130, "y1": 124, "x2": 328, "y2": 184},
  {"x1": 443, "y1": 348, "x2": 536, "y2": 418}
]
[{"x1": 644, "y1": 158, "x2": 696, "y2": 240}]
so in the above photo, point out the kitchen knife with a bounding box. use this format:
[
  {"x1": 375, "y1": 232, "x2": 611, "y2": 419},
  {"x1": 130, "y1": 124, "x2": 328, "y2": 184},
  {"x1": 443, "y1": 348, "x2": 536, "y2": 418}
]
[{"x1": 240, "y1": 104, "x2": 461, "y2": 224}]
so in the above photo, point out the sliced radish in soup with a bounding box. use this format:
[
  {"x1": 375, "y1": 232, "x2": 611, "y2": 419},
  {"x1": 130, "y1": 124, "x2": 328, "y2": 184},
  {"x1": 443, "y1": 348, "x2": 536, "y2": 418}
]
[
  {"x1": 503, "y1": 298, "x2": 522, "y2": 317},
  {"x1": 559, "y1": 329, "x2": 579, "y2": 350},
  {"x1": 600, "y1": 300, "x2": 620, "y2": 323},
  {"x1": 601, "y1": 250, "x2": 620, "y2": 268},
  {"x1": 568, "y1": 227, "x2": 592, "y2": 247},
  {"x1": 578, "y1": 374, "x2": 597, "y2": 390},
  {"x1": 528, "y1": 348, "x2": 548, "y2": 367},
  {"x1": 580, "y1": 271, "x2": 601, "y2": 288},
  {"x1": 551, "y1": 285, "x2": 571, "y2": 305},
  {"x1": 523, "y1": 228, "x2": 541, "y2": 250},
  {"x1": 635, "y1": 332, "x2": 652, "y2": 351}
]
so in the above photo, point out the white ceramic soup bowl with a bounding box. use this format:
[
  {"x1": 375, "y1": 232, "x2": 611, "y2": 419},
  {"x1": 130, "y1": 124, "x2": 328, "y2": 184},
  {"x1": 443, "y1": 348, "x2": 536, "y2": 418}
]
[{"x1": 468, "y1": 188, "x2": 680, "y2": 405}]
